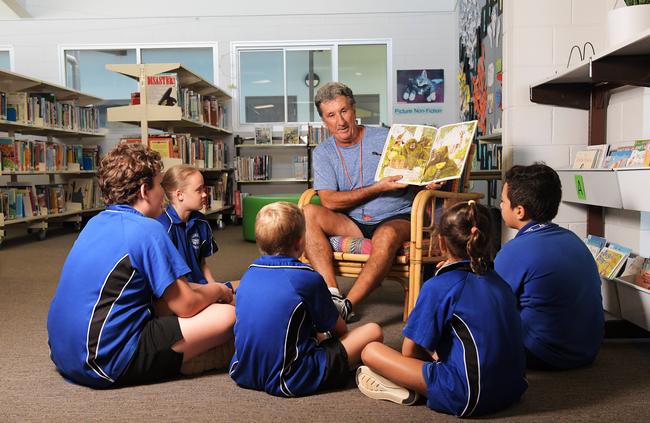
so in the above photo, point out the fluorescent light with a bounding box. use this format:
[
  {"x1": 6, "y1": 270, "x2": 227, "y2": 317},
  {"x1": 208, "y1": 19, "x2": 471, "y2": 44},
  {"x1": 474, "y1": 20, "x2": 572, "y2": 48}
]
[
  {"x1": 355, "y1": 72, "x2": 363, "y2": 76},
  {"x1": 254, "y1": 104, "x2": 275, "y2": 109},
  {"x1": 252, "y1": 79, "x2": 271, "y2": 84}
]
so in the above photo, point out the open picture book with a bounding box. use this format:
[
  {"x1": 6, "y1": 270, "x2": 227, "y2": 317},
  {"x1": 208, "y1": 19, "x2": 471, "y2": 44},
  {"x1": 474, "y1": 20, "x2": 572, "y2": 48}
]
[{"x1": 374, "y1": 121, "x2": 478, "y2": 185}]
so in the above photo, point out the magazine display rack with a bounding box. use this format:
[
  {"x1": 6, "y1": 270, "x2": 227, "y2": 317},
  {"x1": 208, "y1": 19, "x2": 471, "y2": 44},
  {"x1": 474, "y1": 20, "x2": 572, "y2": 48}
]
[
  {"x1": 106, "y1": 63, "x2": 234, "y2": 221},
  {"x1": 0, "y1": 69, "x2": 105, "y2": 246},
  {"x1": 531, "y1": 28, "x2": 650, "y2": 325}
]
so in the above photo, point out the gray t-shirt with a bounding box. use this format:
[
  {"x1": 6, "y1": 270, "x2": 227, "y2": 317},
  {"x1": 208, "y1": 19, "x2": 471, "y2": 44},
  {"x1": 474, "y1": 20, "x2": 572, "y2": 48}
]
[{"x1": 312, "y1": 126, "x2": 415, "y2": 224}]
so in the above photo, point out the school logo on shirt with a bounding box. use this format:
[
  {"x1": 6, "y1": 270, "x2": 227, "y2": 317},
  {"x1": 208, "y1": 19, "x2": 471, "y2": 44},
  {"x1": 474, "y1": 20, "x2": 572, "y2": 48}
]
[{"x1": 191, "y1": 233, "x2": 201, "y2": 250}]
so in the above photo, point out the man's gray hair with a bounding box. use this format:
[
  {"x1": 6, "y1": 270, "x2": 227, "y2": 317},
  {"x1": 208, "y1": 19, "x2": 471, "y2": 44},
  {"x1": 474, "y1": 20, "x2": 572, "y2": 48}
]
[{"x1": 314, "y1": 82, "x2": 356, "y2": 117}]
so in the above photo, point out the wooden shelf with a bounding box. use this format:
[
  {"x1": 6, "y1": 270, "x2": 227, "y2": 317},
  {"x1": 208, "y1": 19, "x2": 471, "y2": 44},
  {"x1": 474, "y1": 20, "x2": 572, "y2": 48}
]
[
  {"x1": 202, "y1": 205, "x2": 233, "y2": 217},
  {"x1": 237, "y1": 179, "x2": 310, "y2": 184},
  {"x1": 477, "y1": 133, "x2": 502, "y2": 143},
  {"x1": 530, "y1": 28, "x2": 650, "y2": 110},
  {"x1": 0, "y1": 69, "x2": 102, "y2": 106},
  {"x1": 236, "y1": 143, "x2": 310, "y2": 149},
  {"x1": 0, "y1": 119, "x2": 106, "y2": 137},
  {"x1": 469, "y1": 170, "x2": 502, "y2": 180},
  {"x1": 199, "y1": 167, "x2": 234, "y2": 173},
  {"x1": 1, "y1": 207, "x2": 103, "y2": 227},
  {"x1": 1, "y1": 170, "x2": 96, "y2": 176},
  {"x1": 106, "y1": 63, "x2": 231, "y2": 98}
]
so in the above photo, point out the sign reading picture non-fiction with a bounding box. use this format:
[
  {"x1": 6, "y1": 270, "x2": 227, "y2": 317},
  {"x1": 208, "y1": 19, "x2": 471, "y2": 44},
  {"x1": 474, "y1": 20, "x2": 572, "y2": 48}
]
[{"x1": 396, "y1": 69, "x2": 444, "y2": 103}]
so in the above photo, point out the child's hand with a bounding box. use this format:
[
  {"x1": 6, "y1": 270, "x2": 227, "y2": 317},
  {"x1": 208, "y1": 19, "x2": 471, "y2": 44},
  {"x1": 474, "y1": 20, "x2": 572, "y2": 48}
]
[{"x1": 215, "y1": 282, "x2": 234, "y2": 304}]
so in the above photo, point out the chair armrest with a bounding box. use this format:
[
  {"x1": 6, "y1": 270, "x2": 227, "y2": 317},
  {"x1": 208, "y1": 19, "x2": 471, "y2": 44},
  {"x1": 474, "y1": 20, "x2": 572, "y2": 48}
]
[
  {"x1": 298, "y1": 188, "x2": 318, "y2": 208},
  {"x1": 410, "y1": 189, "x2": 485, "y2": 255}
]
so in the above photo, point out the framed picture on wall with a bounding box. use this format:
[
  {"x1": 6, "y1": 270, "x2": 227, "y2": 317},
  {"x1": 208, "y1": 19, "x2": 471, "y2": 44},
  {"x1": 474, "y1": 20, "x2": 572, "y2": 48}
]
[
  {"x1": 396, "y1": 69, "x2": 444, "y2": 103},
  {"x1": 254, "y1": 126, "x2": 272, "y2": 144}
]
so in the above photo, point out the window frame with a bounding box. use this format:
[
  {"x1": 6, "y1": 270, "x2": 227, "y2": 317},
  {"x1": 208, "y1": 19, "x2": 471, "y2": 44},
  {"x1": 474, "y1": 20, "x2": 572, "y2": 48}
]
[
  {"x1": 0, "y1": 46, "x2": 15, "y2": 71},
  {"x1": 58, "y1": 42, "x2": 219, "y2": 98},
  {"x1": 231, "y1": 39, "x2": 392, "y2": 131}
]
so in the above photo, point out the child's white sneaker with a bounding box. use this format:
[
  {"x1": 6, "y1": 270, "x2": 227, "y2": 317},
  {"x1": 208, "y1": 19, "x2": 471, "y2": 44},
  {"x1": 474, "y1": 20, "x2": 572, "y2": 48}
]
[{"x1": 356, "y1": 366, "x2": 419, "y2": 406}]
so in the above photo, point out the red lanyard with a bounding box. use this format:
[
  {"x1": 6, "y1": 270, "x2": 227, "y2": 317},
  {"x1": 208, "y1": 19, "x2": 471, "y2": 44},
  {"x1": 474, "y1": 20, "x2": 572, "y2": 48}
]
[{"x1": 335, "y1": 136, "x2": 363, "y2": 190}]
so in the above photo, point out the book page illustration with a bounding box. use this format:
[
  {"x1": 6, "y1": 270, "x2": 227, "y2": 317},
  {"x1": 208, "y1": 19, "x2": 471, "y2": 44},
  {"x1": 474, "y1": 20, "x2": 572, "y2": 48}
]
[{"x1": 375, "y1": 121, "x2": 477, "y2": 185}]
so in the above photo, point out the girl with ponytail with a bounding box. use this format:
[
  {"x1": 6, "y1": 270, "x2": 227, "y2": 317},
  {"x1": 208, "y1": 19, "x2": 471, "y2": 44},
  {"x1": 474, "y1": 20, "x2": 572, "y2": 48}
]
[{"x1": 355, "y1": 200, "x2": 528, "y2": 417}]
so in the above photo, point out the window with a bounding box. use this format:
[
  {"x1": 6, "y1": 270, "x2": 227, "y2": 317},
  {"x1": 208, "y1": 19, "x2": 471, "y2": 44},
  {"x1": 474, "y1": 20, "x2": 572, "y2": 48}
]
[
  {"x1": 234, "y1": 40, "x2": 390, "y2": 127},
  {"x1": 0, "y1": 49, "x2": 12, "y2": 71},
  {"x1": 62, "y1": 45, "x2": 217, "y2": 100}
]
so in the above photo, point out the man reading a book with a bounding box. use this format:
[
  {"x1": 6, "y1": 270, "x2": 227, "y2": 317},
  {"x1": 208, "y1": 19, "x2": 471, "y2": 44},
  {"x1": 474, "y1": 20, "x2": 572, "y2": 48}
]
[{"x1": 303, "y1": 82, "x2": 441, "y2": 322}]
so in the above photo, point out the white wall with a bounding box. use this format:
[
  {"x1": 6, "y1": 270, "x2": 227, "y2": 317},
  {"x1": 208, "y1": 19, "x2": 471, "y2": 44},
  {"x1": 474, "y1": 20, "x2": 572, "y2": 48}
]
[
  {"x1": 0, "y1": 2, "x2": 460, "y2": 155},
  {"x1": 502, "y1": 0, "x2": 649, "y2": 255}
]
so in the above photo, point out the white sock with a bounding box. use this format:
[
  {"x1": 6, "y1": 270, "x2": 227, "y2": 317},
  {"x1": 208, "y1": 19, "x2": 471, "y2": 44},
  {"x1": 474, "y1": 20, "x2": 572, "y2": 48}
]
[{"x1": 328, "y1": 287, "x2": 341, "y2": 297}]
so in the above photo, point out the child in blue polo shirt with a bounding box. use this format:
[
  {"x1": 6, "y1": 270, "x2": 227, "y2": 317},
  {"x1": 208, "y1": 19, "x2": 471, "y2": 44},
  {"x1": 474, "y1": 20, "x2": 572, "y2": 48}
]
[
  {"x1": 47, "y1": 143, "x2": 235, "y2": 389},
  {"x1": 356, "y1": 200, "x2": 527, "y2": 417},
  {"x1": 229, "y1": 201, "x2": 383, "y2": 397},
  {"x1": 494, "y1": 163, "x2": 603, "y2": 370},
  {"x1": 157, "y1": 164, "x2": 225, "y2": 289}
]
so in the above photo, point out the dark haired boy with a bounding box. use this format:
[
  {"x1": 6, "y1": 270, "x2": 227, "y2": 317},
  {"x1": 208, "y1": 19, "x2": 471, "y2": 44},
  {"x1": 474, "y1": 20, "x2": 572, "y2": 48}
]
[{"x1": 495, "y1": 163, "x2": 604, "y2": 370}]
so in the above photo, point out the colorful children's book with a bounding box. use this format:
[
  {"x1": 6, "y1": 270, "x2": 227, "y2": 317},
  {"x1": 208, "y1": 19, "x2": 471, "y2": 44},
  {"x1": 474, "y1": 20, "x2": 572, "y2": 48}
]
[
  {"x1": 283, "y1": 126, "x2": 301, "y2": 144},
  {"x1": 375, "y1": 121, "x2": 478, "y2": 185},
  {"x1": 254, "y1": 126, "x2": 272, "y2": 144},
  {"x1": 625, "y1": 139, "x2": 650, "y2": 167},
  {"x1": 585, "y1": 234, "x2": 607, "y2": 258},
  {"x1": 0, "y1": 137, "x2": 17, "y2": 171},
  {"x1": 595, "y1": 243, "x2": 633, "y2": 279},
  {"x1": 605, "y1": 146, "x2": 634, "y2": 168}
]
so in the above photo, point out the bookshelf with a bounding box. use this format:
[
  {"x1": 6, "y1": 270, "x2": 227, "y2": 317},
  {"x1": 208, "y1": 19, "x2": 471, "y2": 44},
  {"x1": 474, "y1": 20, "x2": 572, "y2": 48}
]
[
  {"x1": 530, "y1": 28, "x2": 650, "y2": 327},
  {"x1": 0, "y1": 69, "x2": 105, "y2": 246},
  {"x1": 234, "y1": 142, "x2": 313, "y2": 186},
  {"x1": 106, "y1": 63, "x2": 234, "y2": 222}
]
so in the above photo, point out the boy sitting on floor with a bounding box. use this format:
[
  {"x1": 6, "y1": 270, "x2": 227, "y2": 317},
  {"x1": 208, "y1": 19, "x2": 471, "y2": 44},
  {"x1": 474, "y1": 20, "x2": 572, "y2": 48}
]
[
  {"x1": 47, "y1": 143, "x2": 235, "y2": 388},
  {"x1": 229, "y1": 201, "x2": 383, "y2": 397},
  {"x1": 495, "y1": 163, "x2": 604, "y2": 370}
]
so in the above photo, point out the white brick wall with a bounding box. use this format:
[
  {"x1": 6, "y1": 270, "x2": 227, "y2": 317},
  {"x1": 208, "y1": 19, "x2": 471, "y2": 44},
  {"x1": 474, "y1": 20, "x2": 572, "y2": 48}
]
[{"x1": 501, "y1": 0, "x2": 650, "y2": 249}]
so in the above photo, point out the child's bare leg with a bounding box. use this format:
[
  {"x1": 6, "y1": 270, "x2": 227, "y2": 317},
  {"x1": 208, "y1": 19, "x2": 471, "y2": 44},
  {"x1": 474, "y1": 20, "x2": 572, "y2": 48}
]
[
  {"x1": 172, "y1": 303, "x2": 235, "y2": 361},
  {"x1": 361, "y1": 341, "x2": 428, "y2": 396},
  {"x1": 339, "y1": 323, "x2": 383, "y2": 366}
]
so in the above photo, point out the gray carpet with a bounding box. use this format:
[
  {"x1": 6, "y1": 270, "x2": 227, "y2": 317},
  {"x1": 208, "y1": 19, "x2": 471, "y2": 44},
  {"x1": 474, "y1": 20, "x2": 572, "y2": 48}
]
[{"x1": 1, "y1": 223, "x2": 649, "y2": 422}]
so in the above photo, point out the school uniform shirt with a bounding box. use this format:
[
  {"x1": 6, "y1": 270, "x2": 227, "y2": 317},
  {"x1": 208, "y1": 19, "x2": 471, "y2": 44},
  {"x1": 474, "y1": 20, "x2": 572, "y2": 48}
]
[
  {"x1": 312, "y1": 126, "x2": 416, "y2": 224},
  {"x1": 47, "y1": 205, "x2": 191, "y2": 388},
  {"x1": 156, "y1": 204, "x2": 218, "y2": 284},
  {"x1": 403, "y1": 261, "x2": 527, "y2": 417},
  {"x1": 494, "y1": 221, "x2": 604, "y2": 369},
  {"x1": 229, "y1": 255, "x2": 339, "y2": 397}
]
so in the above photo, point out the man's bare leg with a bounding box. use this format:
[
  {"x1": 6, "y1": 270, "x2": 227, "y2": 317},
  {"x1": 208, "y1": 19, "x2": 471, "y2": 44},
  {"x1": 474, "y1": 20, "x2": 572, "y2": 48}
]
[
  {"x1": 346, "y1": 219, "x2": 410, "y2": 307},
  {"x1": 303, "y1": 204, "x2": 362, "y2": 289}
]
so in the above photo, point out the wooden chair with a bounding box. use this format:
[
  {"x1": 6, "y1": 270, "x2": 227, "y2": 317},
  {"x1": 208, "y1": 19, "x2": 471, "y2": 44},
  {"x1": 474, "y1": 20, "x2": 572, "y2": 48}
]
[{"x1": 298, "y1": 146, "x2": 484, "y2": 321}]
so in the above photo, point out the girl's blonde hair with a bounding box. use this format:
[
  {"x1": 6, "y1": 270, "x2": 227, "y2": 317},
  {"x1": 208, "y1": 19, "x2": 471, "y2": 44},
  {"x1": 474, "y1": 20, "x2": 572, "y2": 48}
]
[
  {"x1": 161, "y1": 164, "x2": 201, "y2": 200},
  {"x1": 255, "y1": 202, "x2": 305, "y2": 256}
]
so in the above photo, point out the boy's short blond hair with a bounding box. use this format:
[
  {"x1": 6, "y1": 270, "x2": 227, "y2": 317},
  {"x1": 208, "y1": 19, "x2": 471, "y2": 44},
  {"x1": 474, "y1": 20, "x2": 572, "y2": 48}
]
[{"x1": 255, "y1": 202, "x2": 305, "y2": 256}]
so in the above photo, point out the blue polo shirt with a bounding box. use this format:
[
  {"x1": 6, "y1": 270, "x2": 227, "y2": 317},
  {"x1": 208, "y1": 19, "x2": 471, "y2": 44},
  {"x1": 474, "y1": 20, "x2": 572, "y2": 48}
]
[
  {"x1": 312, "y1": 126, "x2": 416, "y2": 224},
  {"x1": 47, "y1": 205, "x2": 191, "y2": 388},
  {"x1": 229, "y1": 255, "x2": 339, "y2": 397},
  {"x1": 494, "y1": 221, "x2": 604, "y2": 369},
  {"x1": 156, "y1": 204, "x2": 218, "y2": 284},
  {"x1": 403, "y1": 261, "x2": 527, "y2": 417}
]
